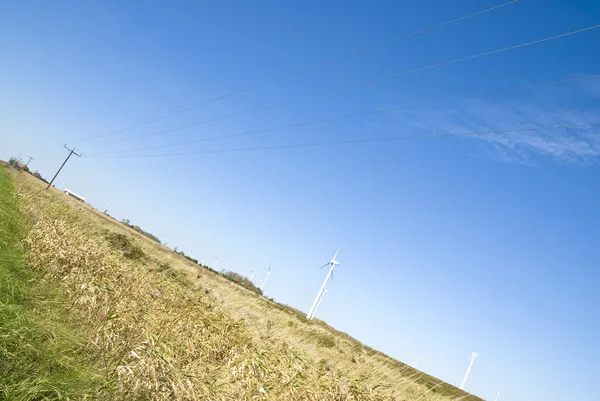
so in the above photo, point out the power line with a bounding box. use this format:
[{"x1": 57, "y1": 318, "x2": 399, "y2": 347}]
[
  {"x1": 76, "y1": 0, "x2": 520, "y2": 145},
  {"x1": 92, "y1": 23, "x2": 600, "y2": 148},
  {"x1": 94, "y1": 74, "x2": 600, "y2": 155},
  {"x1": 87, "y1": 123, "x2": 600, "y2": 159}
]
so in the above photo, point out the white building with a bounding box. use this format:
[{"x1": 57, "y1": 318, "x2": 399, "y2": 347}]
[{"x1": 64, "y1": 189, "x2": 86, "y2": 203}]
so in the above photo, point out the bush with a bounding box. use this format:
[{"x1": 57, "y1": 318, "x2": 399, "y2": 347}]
[
  {"x1": 105, "y1": 232, "x2": 145, "y2": 260},
  {"x1": 312, "y1": 331, "x2": 336, "y2": 348},
  {"x1": 221, "y1": 271, "x2": 263, "y2": 295},
  {"x1": 119, "y1": 219, "x2": 162, "y2": 244},
  {"x1": 174, "y1": 249, "x2": 198, "y2": 264},
  {"x1": 32, "y1": 171, "x2": 48, "y2": 184}
]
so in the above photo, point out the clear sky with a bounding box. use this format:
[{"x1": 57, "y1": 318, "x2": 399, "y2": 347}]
[{"x1": 1, "y1": 1, "x2": 599, "y2": 400}]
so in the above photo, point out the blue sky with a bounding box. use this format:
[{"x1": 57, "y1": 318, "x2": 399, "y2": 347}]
[{"x1": 1, "y1": 1, "x2": 599, "y2": 399}]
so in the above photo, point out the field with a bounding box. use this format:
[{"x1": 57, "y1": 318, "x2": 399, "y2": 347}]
[{"x1": 0, "y1": 164, "x2": 483, "y2": 400}]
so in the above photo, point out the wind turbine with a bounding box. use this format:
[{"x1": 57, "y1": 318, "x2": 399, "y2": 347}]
[
  {"x1": 494, "y1": 392, "x2": 500, "y2": 401},
  {"x1": 309, "y1": 288, "x2": 327, "y2": 320},
  {"x1": 306, "y1": 249, "x2": 340, "y2": 320},
  {"x1": 413, "y1": 356, "x2": 421, "y2": 368},
  {"x1": 459, "y1": 352, "x2": 479, "y2": 390},
  {"x1": 250, "y1": 264, "x2": 259, "y2": 281},
  {"x1": 213, "y1": 256, "x2": 220, "y2": 271},
  {"x1": 259, "y1": 265, "x2": 271, "y2": 291}
]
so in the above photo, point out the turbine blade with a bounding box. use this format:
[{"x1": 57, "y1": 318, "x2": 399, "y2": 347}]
[
  {"x1": 332, "y1": 248, "x2": 340, "y2": 261},
  {"x1": 318, "y1": 262, "x2": 329, "y2": 270}
]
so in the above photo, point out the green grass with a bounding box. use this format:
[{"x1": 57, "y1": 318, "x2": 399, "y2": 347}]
[{"x1": 0, "y1": 166, "x2": 103, "y2": 399}]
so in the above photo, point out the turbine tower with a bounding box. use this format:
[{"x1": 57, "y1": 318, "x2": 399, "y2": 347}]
[
  {"x1": 459, "y1": 352, "x2": 479, "y2": 390},
  {"x1": 259, "y1": 265, "x2": 271, "y2": 292},
  {"x1": 306, "y1": 249, "x2": 340, "y2": 320},
  {"x1": 413, "y1": 356, "x2": 421, "y2": 368},
  {"x1": 494, "y1": 392, "x2": 500, "y2": 401},
  {"x1": 310, "y1": 288, "x2": 327, "y2": 320}
]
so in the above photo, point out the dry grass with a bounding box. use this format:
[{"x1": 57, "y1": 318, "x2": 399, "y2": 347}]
[{"x1": 8, "y1": 168, "x2": 482, "y2": 401}]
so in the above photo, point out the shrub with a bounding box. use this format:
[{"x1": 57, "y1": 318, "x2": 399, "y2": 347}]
[
  {"x1": 105, "y1": 232, "x2": 145, "y2": 260},
  {"x1": 157, "y1": 261, "x2": 171, "y2": 272},
  {"x1": 32, "y1": 171, "x2": 48, "y2": 184},
  {"x1": 312, "y1": 331, "x2": 336, "y2": 348},
  {"x1": 174, "y1": 249, "x2": 199, "y2": 264},
  {"x1": 221, "y1": 271, "x2": 262, "y2": 295},
  {"x1": 118, "y1": 219, "x2": 162, "y2": 244}
]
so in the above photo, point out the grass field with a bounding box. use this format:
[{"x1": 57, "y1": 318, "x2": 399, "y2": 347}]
[
  {"x1": 0, "y1": 164, "x2": 483, "y2": 400},
  {"x1": 0, "y1": 166, "x2": 104, "y2": 399}
]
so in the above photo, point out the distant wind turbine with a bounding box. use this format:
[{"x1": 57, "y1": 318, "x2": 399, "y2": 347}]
[
  {"x1": 459, "y1": 352, "x2": 479, "y2": 390},
  {"x1": 309, "y1": 288, "x2": 327, "y2": 320},
  {"x1": 213, "y1": 256, "x2": 220, "y2": 271},
  {"x1": 413, "y1": 356, "x2": 421, "y2": 368},
  {"x1": 307, "y1": 249, "x2": 340, "y2": 320},
  {"x1": 259, "y1": 265, "x2": 271, "y2": 291},
  {"x1": 250, "y1": 264, "x2": 259, "y2": 281},
  {"x1": 494, "y1": 392, "x2": 500, "y2": 401}
]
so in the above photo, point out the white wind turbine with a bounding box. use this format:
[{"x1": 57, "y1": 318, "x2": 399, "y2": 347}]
[
  {"x1": 309, "y1": 288, "x2": 327, "y2": 320},
  {"x1": 306, "y1": 249, "x2": 340, "y2": 320},
  {"x1": 259, "y1": 265, "x2": 271, "y2": 292},
  {"x1": 413, "y1": 356, "x2": 421, "y2": 368},
  {"x1": 494, "y1": 392, "x2": 500, "y2": 401},
  {"x1": 250, "y1": 264, "x2": 259, "y2": 281},
  {"x1": 459, "y1": 352, "x2": 479, "y2": 390}
]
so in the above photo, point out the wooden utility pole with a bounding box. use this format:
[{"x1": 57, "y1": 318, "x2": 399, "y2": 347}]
[
  {"x1": 25, "y1": 156, "x2": 35, "y2": 167},
  {"x1": 46, "y1": 144, "x2": 81, "y2": 190}
]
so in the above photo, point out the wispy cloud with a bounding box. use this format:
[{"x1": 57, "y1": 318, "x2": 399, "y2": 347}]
[{"x1": 389, "y1": 78, "x2": 600, "y2": 165}]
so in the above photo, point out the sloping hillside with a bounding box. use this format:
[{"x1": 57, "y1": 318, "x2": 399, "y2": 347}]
[{"x1": 3, "y1": 165, "x2": 483, "y2": 400}]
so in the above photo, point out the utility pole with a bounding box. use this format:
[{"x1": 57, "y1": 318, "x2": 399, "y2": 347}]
[
  {"x1": 46, "y1": 144, "x2": 81, "y2": 190},
  {"x1": 25, "y1": 156, "x2": 35, "y2": 167}
]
